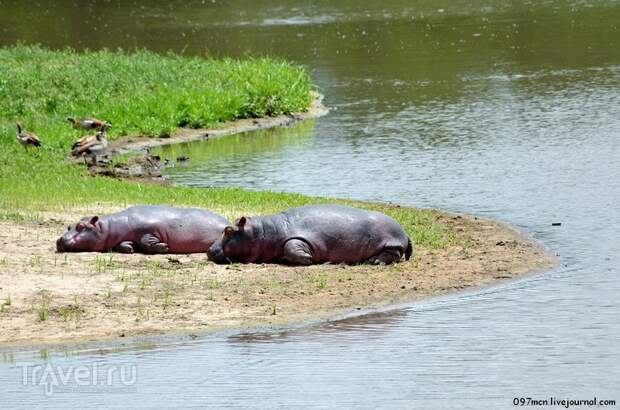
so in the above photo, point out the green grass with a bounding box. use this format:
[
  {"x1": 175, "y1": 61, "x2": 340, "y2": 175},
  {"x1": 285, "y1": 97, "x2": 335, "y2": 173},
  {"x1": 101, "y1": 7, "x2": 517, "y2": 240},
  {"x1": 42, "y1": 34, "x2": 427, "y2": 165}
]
[
  {"x1": 0, "y1": 45, "x2": 454, "y2": 250},
  {"x1": 37, "y1": 305, "x2": 49, "y2": 322},
  {"x1": 0, "y1": 45, "x2": 312, "y2": 138}
]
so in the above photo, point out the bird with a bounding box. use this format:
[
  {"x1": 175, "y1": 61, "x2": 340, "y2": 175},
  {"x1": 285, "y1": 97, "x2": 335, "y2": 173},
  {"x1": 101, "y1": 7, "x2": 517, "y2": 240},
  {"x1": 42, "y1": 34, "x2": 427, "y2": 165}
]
[
  {"x1": 71, "y1": 130, "x2": 108, "y2": 166},
  {"x1": 67, "y1": 117, "x2": 111, "y2": 131},
  {"x1": 16, "y1": 123, "x2": 42, "y2": 150},
  {"x1": 71, "y1": 133, "x2": 99, "y2": 151}
]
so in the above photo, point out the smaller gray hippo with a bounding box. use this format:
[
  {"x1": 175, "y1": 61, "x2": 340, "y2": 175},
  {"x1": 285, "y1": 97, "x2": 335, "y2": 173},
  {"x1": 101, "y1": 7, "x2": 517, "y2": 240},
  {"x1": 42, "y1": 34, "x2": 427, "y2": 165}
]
[
  {"x1": 207, "y1": 204, "x2": 412, "y2": 265},
  {"x1": 57, "y1": 206, "x2": 229, "y2": 254}
]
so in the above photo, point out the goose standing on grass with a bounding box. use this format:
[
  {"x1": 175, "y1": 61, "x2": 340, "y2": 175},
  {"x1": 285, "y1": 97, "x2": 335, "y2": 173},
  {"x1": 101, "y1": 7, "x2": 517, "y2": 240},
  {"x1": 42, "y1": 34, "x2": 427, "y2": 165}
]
[
  {"x1": 16, "y1": 123, "x2": 42, "y2": 150},
  {"x1": 67, "y1": 117, "x2": 111, "y2": 131},
  {"x1": 72, "y1": 130, "x2": 108, "y2": 166}
]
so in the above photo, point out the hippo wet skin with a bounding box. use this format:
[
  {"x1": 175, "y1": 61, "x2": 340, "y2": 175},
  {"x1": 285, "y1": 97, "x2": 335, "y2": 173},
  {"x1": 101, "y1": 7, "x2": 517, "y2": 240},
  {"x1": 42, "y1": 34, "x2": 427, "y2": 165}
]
[
  {"x1": 207, "y1": 205, "x2": 413, "y2": 265},
  {"x1": 57, "y1": 206, "x2": 229, "y2": 254}
]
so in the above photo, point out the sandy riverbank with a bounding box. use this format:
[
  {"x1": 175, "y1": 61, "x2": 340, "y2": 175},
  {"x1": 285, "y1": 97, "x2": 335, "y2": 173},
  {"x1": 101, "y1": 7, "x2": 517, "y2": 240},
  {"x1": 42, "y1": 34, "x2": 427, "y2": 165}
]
[{"x1": 0, "y1": 207, "x2": 555, "y2": 348}]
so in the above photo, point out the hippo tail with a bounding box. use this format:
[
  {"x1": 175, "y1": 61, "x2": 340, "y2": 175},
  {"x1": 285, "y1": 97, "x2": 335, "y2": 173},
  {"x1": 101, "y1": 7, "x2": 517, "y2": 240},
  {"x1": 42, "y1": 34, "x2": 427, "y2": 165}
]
[{"x1": 405, "y1": 237, "x2": 413, "y2": 261}]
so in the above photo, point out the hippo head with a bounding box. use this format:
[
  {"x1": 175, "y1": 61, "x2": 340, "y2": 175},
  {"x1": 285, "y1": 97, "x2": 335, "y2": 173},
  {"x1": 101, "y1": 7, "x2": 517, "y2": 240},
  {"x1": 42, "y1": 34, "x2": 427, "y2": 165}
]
[
  {"x1": 56, "y1": 216, "x2": 105, "y2": 252},
  {"x1": 207, "y1": 217, "x2": 255, "y2": 264}
]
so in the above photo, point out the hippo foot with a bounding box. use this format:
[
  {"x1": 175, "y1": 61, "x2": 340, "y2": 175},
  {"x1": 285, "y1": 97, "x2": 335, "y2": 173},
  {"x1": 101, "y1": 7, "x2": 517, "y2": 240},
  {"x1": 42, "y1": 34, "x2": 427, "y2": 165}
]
[
  {"x1": 113, "y1": 241, "x2": 135, "y2": 253},
  {"x1": 140, "y1": 234, "x2": 170, "y2": 254},
  {"x1": 366, "y1": 248, "x2": 403, "y2": 265},
  {"x1": 150, "y1": 243, "x2": 170, "y2": 254},
  {"x1": 282, "y1": 239, "x2": 313, "y2": 266}
]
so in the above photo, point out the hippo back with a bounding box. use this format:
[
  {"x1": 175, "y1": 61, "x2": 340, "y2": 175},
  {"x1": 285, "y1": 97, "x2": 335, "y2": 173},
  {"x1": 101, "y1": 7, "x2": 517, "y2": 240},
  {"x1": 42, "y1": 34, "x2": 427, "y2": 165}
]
[
  {"x1": 122, "y1": 206, "x2": 229, "y2": 253},
  {"x1": 283, "y1": 205, "x2": 409, "y2": 264}
]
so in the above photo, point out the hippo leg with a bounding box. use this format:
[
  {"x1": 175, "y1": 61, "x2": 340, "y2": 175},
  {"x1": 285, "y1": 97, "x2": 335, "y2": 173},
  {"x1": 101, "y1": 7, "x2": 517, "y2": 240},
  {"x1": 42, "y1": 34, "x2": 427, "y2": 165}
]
[
  {"x1": 139, "y1": 234, "x2": 170, "y2": 254},
  {"x1": 113, "y1": 241, "x2": 135, "y2": 254},
  {"x1": 366, "y1": 248, "x2": 403, "y2": 265},
  {"x1": 282, "y1": 239, "x2": 313, "y2": 266}
]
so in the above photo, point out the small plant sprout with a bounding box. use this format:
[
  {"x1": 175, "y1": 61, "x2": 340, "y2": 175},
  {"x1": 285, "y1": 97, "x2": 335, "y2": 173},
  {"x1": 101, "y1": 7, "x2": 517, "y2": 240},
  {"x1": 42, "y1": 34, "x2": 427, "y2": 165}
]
[
  {"x1": 163, "y1": 287, "x2": 173, "y2": 311},
  {"x1": 135, "y1": 296, "x2": 143, "y2": 321},
  {"x1": 29, "y1": 255, "x2": 43, "y2": 269},
  {"x1": 202, "y1": 278, "x2": 220, "y2": 289},
  {"x1": 94, "y1": 254, "x2": 115, "y2": 274},
  {"x1": 35, "y1": 291, "x2": 51, "y2": 322},
  {"x1": 60, "y1": 307, "x2": 71, "y2": 322},
  {"x1": 37, "y1": 305, "x2": 49, "y2": 322},
  {"x1": 306, "y1": 274, "x2": 328, "y2": 290}
]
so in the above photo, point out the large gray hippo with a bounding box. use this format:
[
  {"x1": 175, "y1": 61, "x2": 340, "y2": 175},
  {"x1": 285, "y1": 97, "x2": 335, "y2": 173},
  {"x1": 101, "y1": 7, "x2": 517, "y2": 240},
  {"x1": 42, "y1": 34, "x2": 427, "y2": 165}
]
[
  {"x1": 57, "y1": 206, "x2": 229, "y2": 254},
  {"x1": 207, "y1": 204, "x2": 412, "y2": 265}
]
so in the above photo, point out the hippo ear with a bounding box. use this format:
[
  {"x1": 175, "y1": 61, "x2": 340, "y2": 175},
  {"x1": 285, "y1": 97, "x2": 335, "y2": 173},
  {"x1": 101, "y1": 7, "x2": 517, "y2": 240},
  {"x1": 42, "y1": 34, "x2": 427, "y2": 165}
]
[
  {"x1": 89, "y1": 216, "x2": 99, "y2": 225},
  {"x1": 237, "y1": 217, "x2": 247, "y2": 230},
  {"x1": 224, "y1": 226, "x2": 235, "y2": 237}
]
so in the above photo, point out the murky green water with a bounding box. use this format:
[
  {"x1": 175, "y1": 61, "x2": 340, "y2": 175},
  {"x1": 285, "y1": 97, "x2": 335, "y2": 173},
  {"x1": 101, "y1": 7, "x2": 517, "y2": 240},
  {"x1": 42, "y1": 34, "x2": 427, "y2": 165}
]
[{"x1": 1, "y1": 1, "x2": 619, "y2": 408}]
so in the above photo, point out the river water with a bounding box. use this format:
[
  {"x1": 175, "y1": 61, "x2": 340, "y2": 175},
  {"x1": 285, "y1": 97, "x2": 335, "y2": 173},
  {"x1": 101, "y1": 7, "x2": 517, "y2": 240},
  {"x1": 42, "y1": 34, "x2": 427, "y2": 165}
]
[{"x1": 1, "y1": 1, "x2": 619, "y2": 408}]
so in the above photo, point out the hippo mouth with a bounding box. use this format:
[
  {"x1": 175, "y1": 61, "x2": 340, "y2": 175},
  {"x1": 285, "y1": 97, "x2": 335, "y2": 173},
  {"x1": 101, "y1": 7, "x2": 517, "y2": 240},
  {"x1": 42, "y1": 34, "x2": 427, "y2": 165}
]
[
  {"x1": 56, "y1": 237, "x2": 75, "y2": 253},
  {"x1": 56, "y1": 238, "x2": 66, "y2": 252},
  {"x1": 206, "y1": 247, "x2": 229, "y2": 264}
]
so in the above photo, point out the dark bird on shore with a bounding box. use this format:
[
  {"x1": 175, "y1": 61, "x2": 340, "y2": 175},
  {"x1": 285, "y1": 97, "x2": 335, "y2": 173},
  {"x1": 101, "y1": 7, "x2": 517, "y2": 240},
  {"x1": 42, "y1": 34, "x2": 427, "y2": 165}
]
[
  {"x1": 16, "y1": 123, "x2": 42, "y2": 150},
  {"x1": 143, "y1": 148, "x2": 161, "y2": 164},
  {"x1": 72, "y1": 130, "x2": 108, "y2": 166},
  {"x1": 67, "y1": 117, "x2": 111, "y2": 131},
  {"x1": 176, "y1": 156, "x2": 190, "y2": 162},
  {"x1": 144, "y1": 154, "x2": 161, "y2": 168}
]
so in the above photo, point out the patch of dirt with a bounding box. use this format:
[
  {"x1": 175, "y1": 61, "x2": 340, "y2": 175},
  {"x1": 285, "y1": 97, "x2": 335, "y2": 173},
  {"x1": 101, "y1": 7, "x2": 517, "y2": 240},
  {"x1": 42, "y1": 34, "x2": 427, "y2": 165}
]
[{"x1": 0, "y1": 209, "x2": 556, "y2": 348}]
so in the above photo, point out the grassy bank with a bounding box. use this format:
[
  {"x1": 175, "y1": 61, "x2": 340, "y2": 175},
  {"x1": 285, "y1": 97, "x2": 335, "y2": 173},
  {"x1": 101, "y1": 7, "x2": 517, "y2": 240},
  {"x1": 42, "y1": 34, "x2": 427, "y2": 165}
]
[{"x1": 0, "y1": 45, "x2": 451, "y2": 249}]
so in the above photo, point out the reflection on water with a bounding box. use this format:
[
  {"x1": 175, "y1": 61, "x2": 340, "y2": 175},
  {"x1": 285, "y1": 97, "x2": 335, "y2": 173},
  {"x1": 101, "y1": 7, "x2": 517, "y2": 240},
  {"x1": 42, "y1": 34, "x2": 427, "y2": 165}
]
[
  {"x1": 228, "y1": 309, "x2": 410, "y2": 345},
  {"x1": 154, "y1": 119, "x2": 315, "y2": 189},
  {"x1": 1, "y1": 0, "x2": 620, "y2": 408}
]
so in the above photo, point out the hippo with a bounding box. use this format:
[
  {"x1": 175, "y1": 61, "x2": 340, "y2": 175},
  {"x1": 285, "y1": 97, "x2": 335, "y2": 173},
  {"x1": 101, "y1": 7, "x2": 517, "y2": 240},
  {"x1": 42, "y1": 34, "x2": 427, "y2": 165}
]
[
  {"x1": 207, "y1": 205, "x2": 412, "y2": 265},
  {"x1": 56, "y1": 206, "x2": 229, "y2": 254}
]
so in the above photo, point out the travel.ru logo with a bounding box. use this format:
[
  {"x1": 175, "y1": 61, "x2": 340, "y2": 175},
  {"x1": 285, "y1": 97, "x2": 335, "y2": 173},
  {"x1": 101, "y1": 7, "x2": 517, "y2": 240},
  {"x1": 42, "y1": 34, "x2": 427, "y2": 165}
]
[{"x1": 15, "y1": 362, "x2": 137, "y2": 396}]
